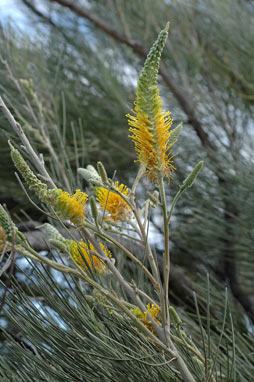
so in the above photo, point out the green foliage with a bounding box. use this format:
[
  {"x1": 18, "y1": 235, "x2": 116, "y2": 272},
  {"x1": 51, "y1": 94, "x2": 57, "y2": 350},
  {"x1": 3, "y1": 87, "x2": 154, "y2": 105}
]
[
  {"x1": 1, "y1": 260, "x2": 253, "y2": 381},
  {"x1": 0, "y1": 1, "x2": 254, "y2": 381}
]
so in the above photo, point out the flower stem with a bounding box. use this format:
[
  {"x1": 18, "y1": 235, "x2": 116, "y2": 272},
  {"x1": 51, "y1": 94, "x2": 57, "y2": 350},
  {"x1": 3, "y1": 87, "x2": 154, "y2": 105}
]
[{"x1": 158, "y1": 173, "x2": 170, "y2": 328}]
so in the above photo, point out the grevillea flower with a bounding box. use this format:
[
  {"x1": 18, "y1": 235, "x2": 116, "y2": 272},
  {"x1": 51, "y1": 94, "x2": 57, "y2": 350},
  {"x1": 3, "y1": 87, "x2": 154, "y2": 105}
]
[
  {"x1": 9, "y1": 144, "x2": 89, "y2": 225},
  {"x1": 127, "y1": 23, "x2": 177, "y2": 182},
  {"x1": 96, "y1": 182, "x2": 132, "y2": 222},
  {"x1": 0, "y1": 225, "x2": 7, "y2": 252},
  {"x1": 53, "y1": 189, "x2": 88, "y2": 225},
  {"x1": 131, "y1": 303, "x2": 161, "y2": 333},
  {"x1": 69, "y1": 240, "x2": 111, "y2": 275}
]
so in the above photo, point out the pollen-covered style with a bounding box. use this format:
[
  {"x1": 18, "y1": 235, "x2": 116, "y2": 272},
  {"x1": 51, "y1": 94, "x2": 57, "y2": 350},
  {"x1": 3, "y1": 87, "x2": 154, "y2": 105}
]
[
  {"x1": 0, "y1": 225, "x2": 7, "y2": 252},
  {"x1": 96, "y1": 182, "x2": 132, "y2": 221},
  {"x1": 69, "y1": 239, "x2": 111, "y2": 275},
  {"x1": 127, "y1": 23, "x2": 176, "y2": 182},
  {"x1": 53, "y1": 189, "x2": 88, "y2": 225},
  {"x1": 131, "y1": 304, "x2": 161, "y2": 333}
]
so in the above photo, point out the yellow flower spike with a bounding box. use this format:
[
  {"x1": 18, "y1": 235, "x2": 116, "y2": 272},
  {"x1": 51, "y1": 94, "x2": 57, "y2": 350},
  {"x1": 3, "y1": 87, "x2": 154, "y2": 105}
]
[
  {"x1": 0, "y1": 225, "x2": 7, "y2": 252},
  {"x1": 96, "y1": 181, "x2": 132, "y2": 222},
  {"x1": 54, "y1": 189, "x2": 88, "y2": 225},
  {"x1": 69, "y1": 240, "x2": 111, "y2": 275},
  {"x1": 131, "y1": 303, "x2": 161, "y2": 333},
  {"x1": 127, "y1": 23, "x2": 177, "y2": 182}
]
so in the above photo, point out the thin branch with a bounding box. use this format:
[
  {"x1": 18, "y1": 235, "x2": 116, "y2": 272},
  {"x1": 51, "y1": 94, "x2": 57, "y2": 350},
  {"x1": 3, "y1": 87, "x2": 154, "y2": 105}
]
[
  {"x1": 20, "y1": 224, "x2": 218, "y2": 321},
  {"x1": 0, "y1": 97, "x2": 56, "y2": 189},
  {"x1": 158, "y1": 174, "x2": 170, "y2": 328},
  {"x1": 79, "y1": 226, "x2": 195, "y2": 382}
]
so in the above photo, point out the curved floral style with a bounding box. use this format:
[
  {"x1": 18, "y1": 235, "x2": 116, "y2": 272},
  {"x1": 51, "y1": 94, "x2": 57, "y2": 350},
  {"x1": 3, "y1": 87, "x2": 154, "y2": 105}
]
[
  {"x1": 69, "y1": 240, "x2": 111, "y2": 275},
  {"x1": 131, "y1": 303, "x2": 161, "y2": 332},
  {"x1": 96, "y1": 182, "x2": 132, "y2": 221},
  {"x1": 127, "y1": 23, "x2": 177, "y2": 182},
  {"x1": 128, "y1": 104, "x2": 176, "y2": 182},
  {"x1": 53, "y1": 189, "x2": 88, "y2": 225},
  {"x1": 0, "y1": 225, "x2": 7, "y2": 252}
]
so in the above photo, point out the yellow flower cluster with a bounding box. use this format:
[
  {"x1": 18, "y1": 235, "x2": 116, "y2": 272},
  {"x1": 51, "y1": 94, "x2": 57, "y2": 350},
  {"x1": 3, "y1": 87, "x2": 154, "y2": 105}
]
[
  {"x1": 0, "y1": 225, "x2": 7, "y2": 252},
  {"x1": 54, "y1": 189, "x2": 88, "y2": 225},
  {"x1": 127, "y1": 23, "x2": 176, "y2": 182},
  {"x1": 128, "y1": 104, "x2": 176, "y2": 182},
  {"x1": 131, "y1": 303, "x2": 161, "y2": 332},
  {"x1": 96, "y1": 182, "x2": 132, "y2": 222},
  {"x1": 69, "y1": 240, "x2": 111, "y2": 275},
  {"x1": 9, "y1": 144, "x2": 88, "y2": 225}
]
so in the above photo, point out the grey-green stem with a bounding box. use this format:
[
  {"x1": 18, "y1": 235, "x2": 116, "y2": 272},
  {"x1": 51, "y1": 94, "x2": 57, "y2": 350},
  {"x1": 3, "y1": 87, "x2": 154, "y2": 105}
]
[{"x1": 158, "y1": 173, "x2": 170, "y2": 328}]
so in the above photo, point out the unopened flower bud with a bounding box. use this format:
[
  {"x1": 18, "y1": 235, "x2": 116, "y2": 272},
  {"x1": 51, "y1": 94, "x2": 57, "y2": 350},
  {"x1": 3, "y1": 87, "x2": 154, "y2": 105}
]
[
  {"x1": 49, "y1": 239, "x2": 67, "y2": 252},
  {"x1": 78, "y1": 166, "x2": 102, "y2": 186},
  {"x1": 97, "y1": 161, "x2": 108, "y2": 184}
]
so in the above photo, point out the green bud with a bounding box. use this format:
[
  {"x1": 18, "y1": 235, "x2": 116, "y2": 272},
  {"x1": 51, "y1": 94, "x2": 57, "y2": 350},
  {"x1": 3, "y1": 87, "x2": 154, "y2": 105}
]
[
  {"x1": 147, "y1": 190, "x2": 159, "y2": 207},
  {"x1": 0, "y1": 204, "x2": 18, "y2": 239},
  {"x1": 49, "y1": 239, "x2": 67, "y2": 253},
  {"x1": 97, "y1": 161, "x2": 108, "y2": 184},
  {"x1": 90, "y1": 196, "x2": 98, "y2": 223},
  {"x1": 86, "y1": 165, "x2": 99, "y2": 175},
  {"x1": 168, "y1": 122, "x2": 183, "y2": 146},
  {"x1": 169, "y1": 306, "x2": 182, "y2": 325},
  {"x1": 181, "y1": 161, "x2": 204, "y2": 190},
  {"x1": 42, "y1": 223, "x2": 66, "y2": 242},
  {"x1": 9, "y1": 141, "x2": 48, "y2": 201},
  {"x1": 78, "y1": 167, "x2": 102, "y2": 186}
]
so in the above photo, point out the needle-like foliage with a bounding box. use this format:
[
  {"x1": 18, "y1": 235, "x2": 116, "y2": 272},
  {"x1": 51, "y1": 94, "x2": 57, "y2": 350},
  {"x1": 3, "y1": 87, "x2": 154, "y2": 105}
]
[{"x1": 0, "y1": 1, "x2": 254, "y2": 381}]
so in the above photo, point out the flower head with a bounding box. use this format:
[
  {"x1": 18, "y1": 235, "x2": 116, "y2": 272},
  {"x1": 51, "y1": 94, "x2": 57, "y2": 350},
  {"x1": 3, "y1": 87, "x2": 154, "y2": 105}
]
[
  {"x1": 53, "y1": 189, "x2": 88, "y2": 224},
  {"x1": 127, "y1": 23, "x2": 177, "y2": 182},
  {"x1": 128, "y1": 105, "x2": 176, "y2": 182},
  {"x1": 0, "y1": 225, "x2": 7, "y2": 252},
  {"x1": 131, "y1": 303, "x2": 161, "y2": 332},
  {"x1": 96, "y1": 182, "x2": 132, "y2": 222},
  {"x1": 69, "y1": 240, "x2": 111, "y2": 275},
  {"x1": 9, "y1": 144, "x2": 88, "y2": 223}
]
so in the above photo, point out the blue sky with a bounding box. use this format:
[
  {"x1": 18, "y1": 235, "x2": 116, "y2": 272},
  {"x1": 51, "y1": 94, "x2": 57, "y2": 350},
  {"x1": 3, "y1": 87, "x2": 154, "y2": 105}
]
[{"x1": 0, "y1": 0, "x2": 28, "y2": 27}]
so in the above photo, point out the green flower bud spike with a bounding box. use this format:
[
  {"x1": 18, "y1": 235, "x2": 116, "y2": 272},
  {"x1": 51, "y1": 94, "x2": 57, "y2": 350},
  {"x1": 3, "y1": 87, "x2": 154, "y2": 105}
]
[
  {"x1": 9, "y1": 141, "x2": 48, "y2": 202},
  {"x1": 167, "y1": 161, "x2": 204, "y2": 224},
  {"x1": 168, "y1": 122, "x2": 183, "y2": 146},
  {"x1": 0, "y1": 204, "x2": 18, "y2": 239},
  {"x1": 9, "y1": 143, "x2": 88, "y2": 225},
  {"x1": 78, "y1": 165, "x2": 103, "y2": 186},
  {"x1": 180, "y1": 161, "x2": 204, "y2": 190},
  {"x1": 90, "y1": 196, "x2": 99, "y2": 224},
  {"x1": 97, "y1": 161, "x2": 108, "y2": 184},
  {"x1": 49, "y1": 239, "x2": 68, "y2": 253},
  {"x1": 41, "y1": 223, "x2": 66, "y2": 242},
  {"x1": 0, "y1": 204, "x2": 27, "y2": 245},
  {"x1": 147, "y1": 190, "x2": 159, "y2": 207},
  {"x1": 169, "y1": 306, "x2": 182, "y2": 326}
]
